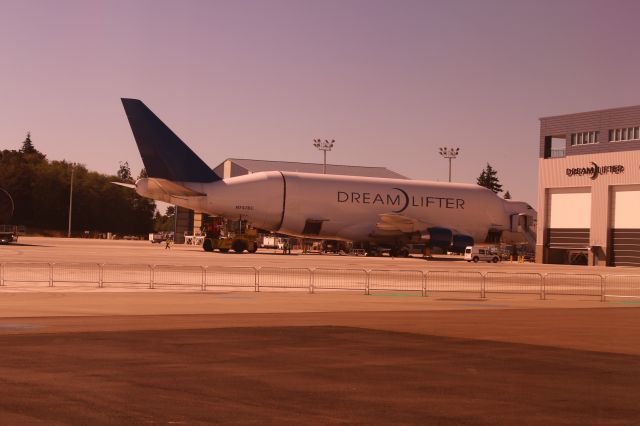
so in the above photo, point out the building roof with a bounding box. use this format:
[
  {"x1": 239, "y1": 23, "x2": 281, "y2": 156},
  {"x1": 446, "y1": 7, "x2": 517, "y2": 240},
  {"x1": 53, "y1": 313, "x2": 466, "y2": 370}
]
[
  {"x1": 539, "y1": 104, "x2": 640, "y2": 120},
  {"x1": 214, "y1": 158, "x2": 408, "y2": 179}
]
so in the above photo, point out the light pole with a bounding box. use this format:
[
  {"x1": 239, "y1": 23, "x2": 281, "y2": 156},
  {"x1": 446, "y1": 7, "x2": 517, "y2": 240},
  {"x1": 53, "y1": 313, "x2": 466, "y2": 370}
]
[
  {"x1": 313, "y1": 139, "x2": 335, "y2": 174},
  {"x1": 67, "y1": 163, "x2": 75, "y2": 238},
  {"x1": 438, "y1": 147, "x2": 459, "y2": 182}
]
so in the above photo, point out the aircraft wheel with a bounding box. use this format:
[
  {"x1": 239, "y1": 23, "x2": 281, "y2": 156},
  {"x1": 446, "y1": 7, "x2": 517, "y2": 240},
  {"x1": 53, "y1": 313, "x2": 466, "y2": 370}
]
[
  {"x1": 203, "y1": 239, "x2": 214, "y2": 252},
  {"x1": 472, "y1": 256, "x2": 479, "y2": 263},
  {"x1": 232, "y1": 240, "x2": 248, "y2": 253}
]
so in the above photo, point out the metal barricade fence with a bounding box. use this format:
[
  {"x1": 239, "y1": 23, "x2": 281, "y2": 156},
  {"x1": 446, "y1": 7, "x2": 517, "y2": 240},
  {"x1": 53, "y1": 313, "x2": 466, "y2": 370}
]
[
  {"x1": 257, "y1": 267, "x2": 312, "y2": 292},
  {"x1": 1, "y1": 262, "x2": 52, "y2": 286},
  {"x1": 543, "y1": 273, "x2": 603, "y2": 300},
  {"x1": 101, "y1": 264, "x2": 152, "y2": 289},
  {"x1": 424, "y1": 270, "x2": 483, "y2": 297},
  {"x1": 603, "y1": 275, "x2": 640, "y2": 301},
  {"x1": 152, "y1": 265, "x2": 205, "y2": 290},
  {"x1": 311, "y1": 268, "x2": 368, "y2": 293},
  {"x1": 205, "y1": 266, "x2": 257, "y2": 291},
  {"x1": 51, "y1": 263, "x2": 101, "y2": 287},
  {"x1": 368, "y1": 270, "x2": 424, "y2": 294},
  {"x1": 4, "y1": 262, "x2": 640, "y2": 304},
  {"x1": 484, "y1": 272, "x2": 544, "y2": 299}
]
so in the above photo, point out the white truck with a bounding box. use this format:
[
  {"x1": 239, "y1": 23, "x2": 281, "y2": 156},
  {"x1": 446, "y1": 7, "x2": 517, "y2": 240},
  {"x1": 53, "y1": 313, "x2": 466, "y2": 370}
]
[{"x1": 464, "y1": 246, "x2": 500, "y2": 263}]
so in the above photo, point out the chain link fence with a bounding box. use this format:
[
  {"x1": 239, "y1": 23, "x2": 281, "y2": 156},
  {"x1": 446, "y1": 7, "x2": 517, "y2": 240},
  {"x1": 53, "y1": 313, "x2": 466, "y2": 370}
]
[{"x1": 0, "y1": 262, "x2": 638, "y2": 301}]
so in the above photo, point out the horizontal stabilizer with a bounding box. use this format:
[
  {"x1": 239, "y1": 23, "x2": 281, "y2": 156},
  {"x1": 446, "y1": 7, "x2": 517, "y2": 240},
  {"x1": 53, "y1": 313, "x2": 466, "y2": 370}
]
[
  {"x1": 121, "y1": 98, "x2": 220, "y2": 183},
  {"x1": 145, "y1": 178, "x2": 206, "y2": 198},
  {"x1": 111, "y1": 181, "x2": 136, "y2": 189}
]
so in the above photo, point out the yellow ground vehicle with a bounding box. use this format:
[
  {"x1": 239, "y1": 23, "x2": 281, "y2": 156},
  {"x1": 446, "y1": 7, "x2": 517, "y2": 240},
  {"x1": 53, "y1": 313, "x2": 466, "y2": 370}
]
[{"x1": 202, "y1": 217, "x2": 258, "y2": 253}]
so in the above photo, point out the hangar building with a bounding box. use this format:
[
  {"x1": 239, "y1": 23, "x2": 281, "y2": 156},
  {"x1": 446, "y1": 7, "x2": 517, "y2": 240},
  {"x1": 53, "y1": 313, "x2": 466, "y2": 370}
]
[
  {"x1": 174, "y1": 158, "x2": 407, "y2": 242},
  {"x1": 537, "y1": 105, "x2": 640, "y2": 267}
]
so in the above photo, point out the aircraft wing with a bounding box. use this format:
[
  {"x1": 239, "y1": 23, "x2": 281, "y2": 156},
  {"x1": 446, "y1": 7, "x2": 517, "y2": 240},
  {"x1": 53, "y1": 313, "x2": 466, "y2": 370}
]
[
  {"x1": 374, "y1": 213, "x2": 474, "y2": 245},
  {"x1": 375, "y1": 213, "x2": 430, "y2": 234}
]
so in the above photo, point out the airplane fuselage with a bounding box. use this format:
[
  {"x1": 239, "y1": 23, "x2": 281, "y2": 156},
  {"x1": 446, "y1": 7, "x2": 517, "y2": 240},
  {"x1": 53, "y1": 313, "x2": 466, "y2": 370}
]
[{"x1": 136, "y1": 171, "x2": 532, "y2": 244}]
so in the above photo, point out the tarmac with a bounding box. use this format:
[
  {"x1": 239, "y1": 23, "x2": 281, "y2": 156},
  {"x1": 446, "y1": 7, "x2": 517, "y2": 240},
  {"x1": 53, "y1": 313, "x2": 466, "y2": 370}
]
[
  {"x1": 0, "y1": 237, "x2": 639, "y2": 424},
  {"x1": 4, "y1": 236, "x2": 639, "y2": 274}
]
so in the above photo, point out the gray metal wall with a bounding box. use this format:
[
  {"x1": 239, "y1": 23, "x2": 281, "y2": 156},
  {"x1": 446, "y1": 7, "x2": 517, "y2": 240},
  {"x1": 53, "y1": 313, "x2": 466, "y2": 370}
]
[{"x1": 539, "y1": 105, "x2": 640, "y2": 158}]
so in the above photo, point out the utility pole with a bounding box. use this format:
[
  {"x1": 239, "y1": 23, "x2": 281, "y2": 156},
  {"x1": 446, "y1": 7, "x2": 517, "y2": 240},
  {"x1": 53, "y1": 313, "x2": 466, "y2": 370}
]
[
  {"x1": 67, "y1": 163, "x2": 75, "y2": 238},
  {"x1": 313, "y1": 139, "x2": 335, "y2": 174},
  {"x1": 438, "y1": 147, "x2": 460, "y2": 182}
]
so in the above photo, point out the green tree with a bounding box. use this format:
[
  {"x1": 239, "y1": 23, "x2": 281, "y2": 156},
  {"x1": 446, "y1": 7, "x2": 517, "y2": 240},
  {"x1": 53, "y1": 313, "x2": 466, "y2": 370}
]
[
  {"x1": 117, "y1": 161, "x2": 133, "y2": 182},
  {"x1": 0, "y1": 148, "x2": 156, "y2": 235},
  {"x1": 153, "y1": 205, "x2": 176, "y2": 232},
  {"x1": 20, "y1": 132, "x2": 37, "y2": 154},
  {"x1": 18, "y1": 132, "x2": 45, "y2": 161},
  {"x1": 477, "y1": 163, "x2": 503, "y2": 194}
]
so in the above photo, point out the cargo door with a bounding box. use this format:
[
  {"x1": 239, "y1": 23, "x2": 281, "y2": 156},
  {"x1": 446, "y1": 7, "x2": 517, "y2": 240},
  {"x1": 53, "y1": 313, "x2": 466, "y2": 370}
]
[
  {"x1": 546, "y1": 189, "x2": 591, "y2": 264},
  {"x1": 610, "y1": 186, "x2": 640, "y2": 267}
]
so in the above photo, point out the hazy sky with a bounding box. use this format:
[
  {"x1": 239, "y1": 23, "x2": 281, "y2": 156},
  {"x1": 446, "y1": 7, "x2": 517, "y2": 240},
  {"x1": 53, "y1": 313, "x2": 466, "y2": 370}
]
[{"x1": 2, "y1": 0, "x2": 640, "y2": 207}]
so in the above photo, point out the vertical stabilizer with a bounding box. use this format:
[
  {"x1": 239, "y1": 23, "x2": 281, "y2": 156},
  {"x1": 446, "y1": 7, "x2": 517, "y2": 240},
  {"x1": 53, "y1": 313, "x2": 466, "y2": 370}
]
[{"x1": 121, "y1": 98, "x2": 220, "y2": 182}]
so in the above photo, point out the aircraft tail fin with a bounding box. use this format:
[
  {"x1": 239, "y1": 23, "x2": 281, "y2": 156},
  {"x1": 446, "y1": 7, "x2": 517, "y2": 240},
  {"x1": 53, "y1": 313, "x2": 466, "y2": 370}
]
[{"x1": 121, "y1": 98, "x2": 220, "y2": 183}]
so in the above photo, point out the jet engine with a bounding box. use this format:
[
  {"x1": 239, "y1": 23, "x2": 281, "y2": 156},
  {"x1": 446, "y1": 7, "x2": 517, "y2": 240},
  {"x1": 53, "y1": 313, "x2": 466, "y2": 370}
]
[
  {"x1": 424, "y1": 227, "x2": 452, "y2": 249},
  {"x1": 451, "y1": 235, "x2": 474, "y2": 254}
]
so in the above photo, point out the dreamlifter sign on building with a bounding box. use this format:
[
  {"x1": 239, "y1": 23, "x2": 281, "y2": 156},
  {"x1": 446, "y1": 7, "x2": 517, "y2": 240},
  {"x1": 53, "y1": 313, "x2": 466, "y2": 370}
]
[{"x1": 537, "y1": 150, "x2": 640, "y2": 265}]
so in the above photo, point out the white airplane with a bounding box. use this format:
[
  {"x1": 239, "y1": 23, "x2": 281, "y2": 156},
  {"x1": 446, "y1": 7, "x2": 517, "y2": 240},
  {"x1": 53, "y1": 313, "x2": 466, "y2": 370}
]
[{"x1": 121, "y1": 98, "x2": 536, "y2": 256}]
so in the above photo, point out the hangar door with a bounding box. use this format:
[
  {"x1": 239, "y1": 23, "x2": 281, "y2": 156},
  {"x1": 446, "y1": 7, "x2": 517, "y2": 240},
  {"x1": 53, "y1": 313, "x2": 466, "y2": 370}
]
[
  {"x1": 546, "y1": 189, "x2": 591, "y2": 264},
  {"x1": 610, "y1": 186, "x2": 640, "y2": 267}
]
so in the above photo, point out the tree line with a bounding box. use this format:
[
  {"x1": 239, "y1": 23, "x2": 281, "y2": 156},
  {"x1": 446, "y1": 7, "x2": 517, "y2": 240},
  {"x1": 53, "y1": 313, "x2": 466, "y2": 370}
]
[{"x1": 0, "y1": 133, "x2": 157, "y2": 235}]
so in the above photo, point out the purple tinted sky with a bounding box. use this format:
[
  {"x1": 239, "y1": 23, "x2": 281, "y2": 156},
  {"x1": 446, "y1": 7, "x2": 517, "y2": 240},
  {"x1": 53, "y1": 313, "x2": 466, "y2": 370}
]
[{"x1": 2, "y1": 0, "x2": 640, "y2": 206}]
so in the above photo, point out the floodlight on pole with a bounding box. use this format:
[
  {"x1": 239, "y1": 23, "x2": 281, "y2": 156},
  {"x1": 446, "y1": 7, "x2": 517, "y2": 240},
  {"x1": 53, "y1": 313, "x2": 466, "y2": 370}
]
[
  {"x1": 313, "y1": 139, "x2": 335, "y2": 174},
  {"x1": 438, "y1": 147, "x2": 460, "y2": 182}
]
